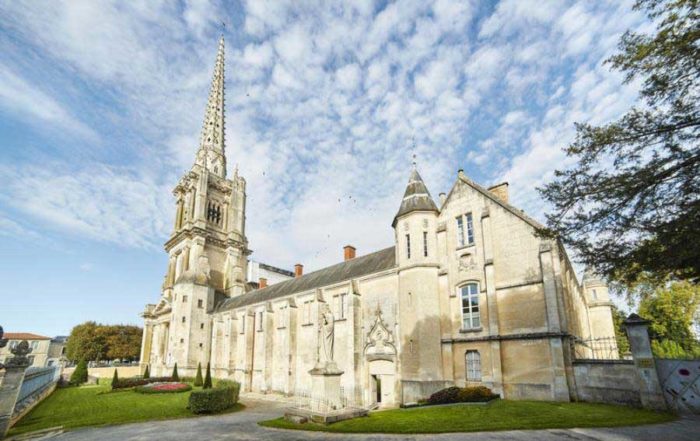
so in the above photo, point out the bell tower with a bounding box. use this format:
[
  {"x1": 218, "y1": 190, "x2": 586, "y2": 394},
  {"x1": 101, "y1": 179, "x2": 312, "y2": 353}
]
[{"x1": 156, "y1": 36, "x2": 250, "y2": 375}]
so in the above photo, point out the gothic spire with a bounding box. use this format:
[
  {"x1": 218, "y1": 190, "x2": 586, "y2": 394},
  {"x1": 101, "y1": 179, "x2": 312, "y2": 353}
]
[{"x1": 194, "y1": 35, "x2": 227, "y2": 178}]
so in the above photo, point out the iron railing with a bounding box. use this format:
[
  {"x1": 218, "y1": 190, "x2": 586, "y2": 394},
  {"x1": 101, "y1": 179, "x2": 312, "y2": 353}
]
[{"x1": 571, "y1": 336, "x2": 626, "y2": 360}]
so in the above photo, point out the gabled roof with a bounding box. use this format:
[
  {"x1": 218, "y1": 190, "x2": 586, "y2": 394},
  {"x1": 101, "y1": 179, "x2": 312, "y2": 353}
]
[
  {"x1": 392, "y1": 168, "x2": 439, "y2": 226},
  {"x1": 216, "y1": 246, "x2": 396, "y2": 312},
  {"x1": 449, "y1": 172, "x2": 545, "y2": 230},
  {"x1": 4, "y1": 333, "x2": 51, "y2": 341}
]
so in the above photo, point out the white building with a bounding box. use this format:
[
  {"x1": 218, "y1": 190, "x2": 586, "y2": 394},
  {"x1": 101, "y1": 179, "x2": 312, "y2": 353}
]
[{"x1": 140, "y1": 37, "x2": 617, "y2": 407}]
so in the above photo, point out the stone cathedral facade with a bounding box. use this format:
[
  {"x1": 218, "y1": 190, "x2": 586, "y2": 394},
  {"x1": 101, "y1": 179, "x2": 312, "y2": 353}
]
[{"x1": 140, "y1": 38, "x2": 618, "y2": 407}]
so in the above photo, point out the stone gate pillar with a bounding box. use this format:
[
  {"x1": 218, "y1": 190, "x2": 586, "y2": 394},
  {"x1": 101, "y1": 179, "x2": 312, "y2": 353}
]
[
  {"x1": 624, "y1": 314, "x2": 667, "y2": 411},
  {"x1": 0, "y1": 328, "x2": 32, "y2": 439}
]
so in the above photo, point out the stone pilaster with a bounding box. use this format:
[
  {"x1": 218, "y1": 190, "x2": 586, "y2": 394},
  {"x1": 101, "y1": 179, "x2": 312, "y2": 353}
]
[
  {"x1": 539, "y1": 243, "x2": 569, "y2": 401},
  {"x1": 481, "y1": 209, "x2": 503, "y2": 395},
  {"x1": 624, "y1": 314, "x2": 667, "y2": 411},
  {"x1": 0, "y1": 336, "x2": 32, "y2": 439}
]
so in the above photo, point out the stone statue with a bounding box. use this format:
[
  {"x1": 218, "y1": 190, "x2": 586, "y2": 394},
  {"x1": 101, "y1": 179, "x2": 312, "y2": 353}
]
[
  {"x1": 320, "y1": 303, "x2": 335, "y2": 364},
  {"x1": 0, "y1": 326, "x2": 6, "y2": 369},
  {"x1": 6, "y1": 340, "x2": 32, "y2": 368}
]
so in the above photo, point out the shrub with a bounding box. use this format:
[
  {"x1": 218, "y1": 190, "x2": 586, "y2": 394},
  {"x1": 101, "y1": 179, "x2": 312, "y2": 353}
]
[
  {"x1": 189, "y1": 381, "x2": 240, "y2": 414},
  {"x1": 194, "y1": 363, "x2": 203, "y2": 387},
  {"x1": 111, "y1": 369, "x2": 119, "y2": 388},
  {"x1": 172, "y1": 363, "x2": 179, "y2": 381},
  {"x1": 69, "y1": 359, "x2": 88, "y2": 386},
  {"x1": 203, "y1": 362, "x2": 212, "y2": 389},
  {"x1": 135, "y1": 382, "x2": 192, "y2": 394},
  {"x1": 111, "y1": 376, "x2": 173, "y2": 390},
  {"x1": 143, "y1": 364, "x2": 150, "y2": 379},
  {"x1": 428, "y1": 386, "x2": 497, "y2": 405}
]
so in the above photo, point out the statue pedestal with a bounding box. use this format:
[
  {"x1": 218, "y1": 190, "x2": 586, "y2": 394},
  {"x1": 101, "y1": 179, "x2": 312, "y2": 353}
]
[{"x1": 308, "y1": 363, "x2": 344, "y2": 412}]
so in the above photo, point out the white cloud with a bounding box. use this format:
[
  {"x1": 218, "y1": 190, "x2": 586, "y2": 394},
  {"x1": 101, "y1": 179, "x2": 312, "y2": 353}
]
[
  {"x1": 0, "y1": 0, "x2": 652, "y2": 274},
  {"x1": 0, "y1": 64, "x2": 95, "y2": 138}
]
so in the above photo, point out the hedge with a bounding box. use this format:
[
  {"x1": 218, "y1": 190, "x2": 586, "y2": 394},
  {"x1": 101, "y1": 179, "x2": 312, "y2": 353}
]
[
  {"x1": 188, "y1": 380, "x2": 240, "y2": 414},
  {"x1": 427, "y1": 386, "x2": 498, "y2": 405},
  {"x1": 111, "y1": 376, "x2": 173, "y2": 390},
  {"x1": 69, "y1": 359, "x2": 88, "y2": 386}
]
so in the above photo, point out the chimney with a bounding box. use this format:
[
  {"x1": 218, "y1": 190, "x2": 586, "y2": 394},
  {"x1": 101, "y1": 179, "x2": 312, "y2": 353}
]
[
  {"x1": 487, "y1": 182, "x2": 509, "y2": 204},
  {"x1": 344, "y1": 245, "x2": 356, "y2": 261},
  {"x1": 259, "y1": 277, "x2": 267, "y2": 289},
  {"x1": 439, "y1": 192, "x2": 446, "y2": 206},
  {"x1": 294, "y1": 263, "x2": 303, "y2": 278}
]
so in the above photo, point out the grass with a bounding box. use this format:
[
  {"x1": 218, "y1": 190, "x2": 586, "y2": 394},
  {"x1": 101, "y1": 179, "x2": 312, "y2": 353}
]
[
  {"x1": 260, "y1": 400, "x2": 676, "y2": 434},
  {"x1": 9, "y1": 384, "x2": 243, "y2": 436}
]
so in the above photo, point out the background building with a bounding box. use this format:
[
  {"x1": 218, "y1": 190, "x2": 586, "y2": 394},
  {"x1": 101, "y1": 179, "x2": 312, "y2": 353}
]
[{"x1": 0, "y1": 333, "x2": 67, "y2": 368}]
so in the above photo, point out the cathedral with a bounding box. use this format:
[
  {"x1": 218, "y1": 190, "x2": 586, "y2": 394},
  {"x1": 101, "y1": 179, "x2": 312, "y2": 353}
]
[{"x1": 140, "y1": 37, "x2": 618, "y2": 407}]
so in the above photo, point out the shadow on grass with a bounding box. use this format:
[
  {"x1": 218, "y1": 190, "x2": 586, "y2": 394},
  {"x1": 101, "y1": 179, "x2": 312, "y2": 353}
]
[
  {"x1": 9, "y1": 383, "x2": 245, "y2": 437},
  {"x1": 258, "y1": 400, "x2": 676, "y2": 434}
]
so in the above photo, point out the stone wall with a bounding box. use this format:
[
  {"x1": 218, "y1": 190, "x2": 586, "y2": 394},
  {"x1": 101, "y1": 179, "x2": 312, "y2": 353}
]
[
  {"x1": 61, "y1": 365, "x2": 141, "y2": 380},
  {"x1": 400, "y1": 380, "x2": 452, "y2": 404},
  {"x1": 572, "y1": 360, "x2": 641, "y2": 406}
]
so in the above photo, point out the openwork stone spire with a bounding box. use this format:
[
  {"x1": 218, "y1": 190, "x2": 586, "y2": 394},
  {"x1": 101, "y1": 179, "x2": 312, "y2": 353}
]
[{"x1": 195, "y1": 35, "x2": 227, "y2": 178}]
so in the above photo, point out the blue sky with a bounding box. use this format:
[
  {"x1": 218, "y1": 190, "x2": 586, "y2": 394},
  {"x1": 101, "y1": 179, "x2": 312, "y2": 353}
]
[{"x1": 0, "y1": 0, "x2": 649, "y2": 337}]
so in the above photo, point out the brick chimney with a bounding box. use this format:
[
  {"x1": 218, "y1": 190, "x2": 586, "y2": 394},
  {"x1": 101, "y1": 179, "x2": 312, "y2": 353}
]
[
  {"x1": 259, "y1": 277, "x2": 267, "y2": 289},
  {"x1": 344, "y1": 245, "x2": 356, "y2": 261},
  {"x1": 294, "y1": 263, "x2": 303, "y2": 278},
  {"x1": 487, "y1": 182, "x2": 509, "y2": 204}
]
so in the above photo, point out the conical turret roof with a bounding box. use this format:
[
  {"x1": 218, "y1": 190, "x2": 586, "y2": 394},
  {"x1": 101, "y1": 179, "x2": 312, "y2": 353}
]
[{"x1": 392, "y1": 168, "x2": 439, "y2": 227}]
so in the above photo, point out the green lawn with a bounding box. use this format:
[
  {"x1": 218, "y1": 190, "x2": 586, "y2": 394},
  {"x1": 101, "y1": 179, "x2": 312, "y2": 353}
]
[
  {"x1": 260, "y1": 400, "x2": 676, "y2": 434},
  {"x1": 9, "y1": 384, "x2": 243, "y2": 436}
]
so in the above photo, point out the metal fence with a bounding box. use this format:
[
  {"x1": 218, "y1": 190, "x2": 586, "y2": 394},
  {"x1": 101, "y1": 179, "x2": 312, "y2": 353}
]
[
  {"x1": 571, "y1": 336, "x2": 627, "y2": 360},
  {"x1": 16, "y1": 366, "x2": 61, "y2": 409},
  {"x1": 289, "y1": 385, "x2": 365, "y2": 413}
]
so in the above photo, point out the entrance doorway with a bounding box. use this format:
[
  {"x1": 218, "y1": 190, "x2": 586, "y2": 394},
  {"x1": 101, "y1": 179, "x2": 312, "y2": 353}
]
[
  {"x1": 372, "y1": 375, "x2": 382, "y2": 403},
  {"x1": 368, "y1": 360, "x2": 395, "y2": 406}
]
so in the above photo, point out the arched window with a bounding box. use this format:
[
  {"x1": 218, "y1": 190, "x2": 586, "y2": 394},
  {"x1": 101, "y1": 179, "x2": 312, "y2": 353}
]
[
  {"x1": 465, "y1": 350, "x2": 481, "y2": 381},
  {"x1": 460, "y1": 283, "x2": 480, "y2": 329}
]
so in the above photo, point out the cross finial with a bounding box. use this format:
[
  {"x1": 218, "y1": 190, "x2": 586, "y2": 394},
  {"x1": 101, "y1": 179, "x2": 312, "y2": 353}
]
[{"x1": 411, "y1": 136, "x2": 417, "y2": 169}]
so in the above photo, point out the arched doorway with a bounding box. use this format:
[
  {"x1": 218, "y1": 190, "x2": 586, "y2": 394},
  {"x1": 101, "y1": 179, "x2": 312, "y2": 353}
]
[{"x1": 365, "y1": 308, "x2": 397, "y2": 407}]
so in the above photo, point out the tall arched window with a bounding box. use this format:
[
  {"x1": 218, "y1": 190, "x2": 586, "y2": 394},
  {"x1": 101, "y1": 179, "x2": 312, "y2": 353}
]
[
  {"x1": 465, "y1": 350, "x2": 481, "y2": 381},
  {"x1": 460, "y1": 283, "x2": 480, "y2": 329}
]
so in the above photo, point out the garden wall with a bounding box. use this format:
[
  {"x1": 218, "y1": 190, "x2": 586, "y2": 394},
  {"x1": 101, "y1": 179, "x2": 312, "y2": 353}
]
[
  {"x1": 62, "y1": 365, "x2": 141, "y2": 380},
  {"x1": 572, "y1": 360, "x2": 641, "y2": 406},
  {"x1": 10, "y1": 366, "x2": 61, "y2": 427}
]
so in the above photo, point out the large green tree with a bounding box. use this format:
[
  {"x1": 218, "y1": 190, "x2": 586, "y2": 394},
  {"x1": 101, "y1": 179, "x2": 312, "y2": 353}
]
[
  {"x1": 538, "y1": 0, "x2": 700, "y2": 285},
  {"x1": 105, "y1": 325, "x2": 143, "y2": 361},
  {"x1": 65, "y1": 322, "x2": 142, "y2": 362},
  {"x1": 65, "y1": 322, "x2": 108, "y2": 363},
  {"x1": 638, "y1": 280, "x2": 700, "y2": 358}
]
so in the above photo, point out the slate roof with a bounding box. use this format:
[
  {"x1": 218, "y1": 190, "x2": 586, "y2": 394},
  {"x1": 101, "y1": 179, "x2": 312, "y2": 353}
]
[
  {"x1": 216, "y1": 246, "x2": 397, "y2": 312},
  {"x1": 393, "y1": 168, "x2": 439, "y2": 227}
]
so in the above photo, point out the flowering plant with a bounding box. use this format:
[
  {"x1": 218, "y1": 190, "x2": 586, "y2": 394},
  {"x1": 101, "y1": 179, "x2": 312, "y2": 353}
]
[{"x1": 135, "y1": 382, "x2": 192, "y2": 394}]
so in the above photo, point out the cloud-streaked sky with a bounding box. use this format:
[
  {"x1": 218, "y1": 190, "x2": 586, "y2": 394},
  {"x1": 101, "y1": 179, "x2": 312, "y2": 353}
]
[{"x1": 0, "y1": 0, "x2": 648, "y2": 336}]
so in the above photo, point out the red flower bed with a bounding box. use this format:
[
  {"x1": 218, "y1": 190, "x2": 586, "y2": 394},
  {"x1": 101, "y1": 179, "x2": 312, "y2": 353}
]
[
  {"x1": 152, "y1": 383, "x2": 189, "y2": 391},
  {"x1": 135, "y1": 382, "x2": 192, "y2": 394}
]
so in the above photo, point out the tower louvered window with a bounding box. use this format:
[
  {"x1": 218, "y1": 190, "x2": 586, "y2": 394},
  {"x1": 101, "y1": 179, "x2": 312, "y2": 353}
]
[{"x1": 207, "y1": 201, "x2": 222, "y2": 225}]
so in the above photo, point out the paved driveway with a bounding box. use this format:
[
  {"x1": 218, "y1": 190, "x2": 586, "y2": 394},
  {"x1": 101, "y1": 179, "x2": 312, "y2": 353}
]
[{"x1": 50, "y1": 398, "x2": 699, "y2": 441}]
